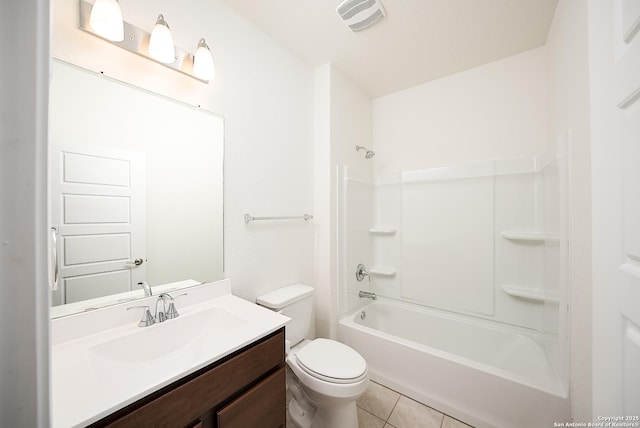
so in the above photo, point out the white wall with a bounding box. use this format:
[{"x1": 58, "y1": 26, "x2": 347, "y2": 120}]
[
  {"x1": 52, "y1": 0, "x2": 315, "y2": 303},
  {"x1": 0, "y1": 1, "x2": 50, "y2": 425},
  {"x1": 372, "y1": 47, "x2": 550, "y2": 174},
  {"x1": 546, "y1": 0, "x2": 592, "y2": 420},
  {"x1": 330, "y1": 69, "x2": 375, "y2": 179},
  {"x1": 314, "y1": 65, "x2": 372, "y2": 338},
  {"x1": 331, "y1": 67, "x2": 374, "y2": 326},
  {"x1": 340, "y1": 171, "x2": 374, "y2": 316},
  {"x1": 313, "y1": 64, "x2": 333, "y2": 338}
]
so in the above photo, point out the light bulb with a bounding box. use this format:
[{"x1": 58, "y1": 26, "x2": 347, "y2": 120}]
[
  {"x1": 148, "y1": 14, "x2": 175, "y2": 64},
  {"x1": 89, "y1": 0, "x2": 124, "y2": 42},
  {"x1": 193, "y1": 38, "x2": 215, "y2": 81}
]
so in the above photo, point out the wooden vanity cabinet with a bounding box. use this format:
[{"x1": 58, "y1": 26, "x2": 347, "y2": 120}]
[{"x1": 90, "y1": 328, "x2": 286, "y2": 428}]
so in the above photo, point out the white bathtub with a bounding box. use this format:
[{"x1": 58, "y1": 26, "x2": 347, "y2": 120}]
[{"x1": 338, "y1": 299, "x2": 570, "y2": 428}]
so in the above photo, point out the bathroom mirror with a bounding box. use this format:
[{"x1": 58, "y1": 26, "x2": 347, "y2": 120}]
[{"x1": 49, "y1": 59, "x2": 224, "y2": 317}]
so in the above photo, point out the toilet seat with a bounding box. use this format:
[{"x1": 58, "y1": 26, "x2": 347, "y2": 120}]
[{"x1": 295, "y1": 338, "x2": 367, "y2": 384}]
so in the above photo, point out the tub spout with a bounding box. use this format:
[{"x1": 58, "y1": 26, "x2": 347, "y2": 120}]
[{"x1": 359, "y1": 291, "x2": 377, "y2": 300}]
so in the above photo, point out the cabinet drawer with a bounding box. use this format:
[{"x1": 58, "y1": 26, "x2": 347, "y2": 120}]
[
  {"x1": 95, "y1": 329, "x2": 284, "y2": 428},
  {"x1": 217, "y1": 366, "x2": 286, "y2": 428}
]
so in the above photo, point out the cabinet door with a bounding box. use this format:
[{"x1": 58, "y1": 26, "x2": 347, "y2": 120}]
[{"x1": 217, "y1": 367, "x2": 286, "y2": 428}]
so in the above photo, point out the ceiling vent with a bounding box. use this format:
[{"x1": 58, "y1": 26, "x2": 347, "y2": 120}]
[{"x1": 336, "y1": 0, "x2": 386, "y2": 32}]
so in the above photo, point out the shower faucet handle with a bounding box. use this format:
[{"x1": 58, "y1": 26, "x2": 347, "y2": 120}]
[{"x1": 356, "y1": 263, "x2": 370, "y2": 282}]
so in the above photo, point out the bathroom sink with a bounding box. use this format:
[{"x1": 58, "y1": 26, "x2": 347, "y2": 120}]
[
  {"x1": 52, "y1": 279, "x2": 291, "y2": 428},
  {"x1": 88, "y1": 307, "x2": 246, "y2": 370}
]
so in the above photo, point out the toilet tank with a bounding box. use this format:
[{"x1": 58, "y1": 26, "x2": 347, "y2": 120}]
[{"x1": 257, "y1": 284, "x2": 314, "y2": 347}]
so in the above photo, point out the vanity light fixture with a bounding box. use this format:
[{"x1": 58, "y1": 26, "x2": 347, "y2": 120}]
[
  {"x1": 79, "y1": 0, "x2": 214, "y2": 83},
  {"x1": 88, "y1": 0, "x2": 124, "y2": 41},
  {"x1": 193, "y1": 38, "x2": 215, "y2": 81},
  {"x1": 148, "y1": 14, "x2": 175, "y2": 64}
]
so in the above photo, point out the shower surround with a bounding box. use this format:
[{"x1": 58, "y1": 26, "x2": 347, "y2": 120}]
[{"x1": 337, "y1": 147, "x2": 570, "y2": 427}]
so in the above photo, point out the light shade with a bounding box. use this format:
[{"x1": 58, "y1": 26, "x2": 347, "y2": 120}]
[
  {"x1": 193, "y1": 38, "x2": 215, "y2": 81},
  {"x1": 148, "y1": 14, "x2": 175, "y2": 64},
  {"x1": 89, "y1": 0, "x2": 124, "y2": 41}
]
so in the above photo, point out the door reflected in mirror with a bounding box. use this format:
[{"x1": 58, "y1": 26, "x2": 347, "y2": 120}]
[{"x1": 49, "y1": 60, "x2": 224, "y2": 317}]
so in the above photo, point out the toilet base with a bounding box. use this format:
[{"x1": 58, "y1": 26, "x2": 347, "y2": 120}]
[
  {"x1": 287, "y1": 398, "x2": 358, "y2": 428},
  {"x1": 287, "y1": 364, "x2": 363, "y2": 428},
  {"x1": 288, "y1": 398, "x2": 312, "y2": 428},
  {"x1": 314, "y1": 401, "x2": 359, "y2": 428}
]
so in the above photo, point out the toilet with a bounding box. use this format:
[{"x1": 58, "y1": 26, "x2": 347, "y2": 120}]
[{"x1": 257, "y1": 284, "x2": 369, "y2": 428}]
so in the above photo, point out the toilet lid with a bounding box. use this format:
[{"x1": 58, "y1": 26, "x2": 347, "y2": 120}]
[{"x1": 295, "y1": 338, "x2": 367, "y2": 384}]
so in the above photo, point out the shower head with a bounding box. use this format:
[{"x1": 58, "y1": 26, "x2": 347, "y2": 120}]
[{"x1": 355, "y1": 145, "x2": 375, "y2": 159}]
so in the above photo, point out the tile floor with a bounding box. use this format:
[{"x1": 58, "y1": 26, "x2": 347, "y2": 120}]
[
  {"x1": 286, "y1": 379, "x2": 475, "y2": 428},
  {"x1": 356, "y1": 380, "x2": 475, "y2": 428}
]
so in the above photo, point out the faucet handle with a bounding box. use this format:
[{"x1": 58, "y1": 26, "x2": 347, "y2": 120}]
[
  {"x1": 164, "y1": 293, "x2": 187, "y2": 319},
  {"x1": 127, "y1": 305, "x2": 155, "y2": 327},
  {"x1": 165, "y1": 302, "x2": 179, "y2": 319},
  {"x1": 356, "y1": 264, "x2": 371, "y2": 282}
]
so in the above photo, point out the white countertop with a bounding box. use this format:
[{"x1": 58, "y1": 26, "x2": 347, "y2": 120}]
[{"x1": 51, "y1": 279, "x2": 289, "y2": 428}]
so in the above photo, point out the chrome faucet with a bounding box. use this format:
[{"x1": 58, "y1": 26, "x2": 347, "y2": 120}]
[
  {"x1": 359, "y1": 291, "x2": 377, "y2": 300},
  {"x1": 138, "y1": 281, "x2": 152, "y2": 297},
  {"x1": 128, "y1": 292, "x2": 187, "y2": 327}
]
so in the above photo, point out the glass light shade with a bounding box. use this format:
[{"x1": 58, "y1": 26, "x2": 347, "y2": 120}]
[
  {"x1": 89, "y1": 0, "x2": 124, "y2": 41},
  {"x1": 148, "y1": 14, "x2": 175, "y2": 64},
  {"x1": 193, "y1": 38, "x2": 215, "y2": 81}
]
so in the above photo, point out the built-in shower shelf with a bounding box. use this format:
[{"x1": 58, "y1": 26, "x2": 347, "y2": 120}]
[
  {"x1": 370, "y1": 267, "x2": 396, "y2": 277},
  {"x1": 501, "y1": 231, "x2": 560, "y2": 244},
  {"x1": 369, "y1": 227, "x2": 397, "y2": 235},
  {"x1": 501, "y1": 284, "x2": 560, "y2": 304}
]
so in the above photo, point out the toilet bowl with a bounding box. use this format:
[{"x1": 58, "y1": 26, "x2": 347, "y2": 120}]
[
  {"x1": 286, "y1": 339, "x2": 369, "y2": 428},
  {"x1": 257, "y1": 284, "x2": 369, "y2": 428}
]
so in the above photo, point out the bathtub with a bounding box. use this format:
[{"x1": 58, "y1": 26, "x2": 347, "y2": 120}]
[{"x1": 338, "y1": 298, "x2": 570, "y2": 428}]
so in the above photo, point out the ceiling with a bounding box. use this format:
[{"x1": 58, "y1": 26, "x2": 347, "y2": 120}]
[{"x1": 223, "y1": 0, "x2": 558, "y2": 98}]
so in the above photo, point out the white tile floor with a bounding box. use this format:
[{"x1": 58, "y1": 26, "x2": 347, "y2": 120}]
[{"x1": 356, "y1": 380, "x2": 475, "y2": 428}]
